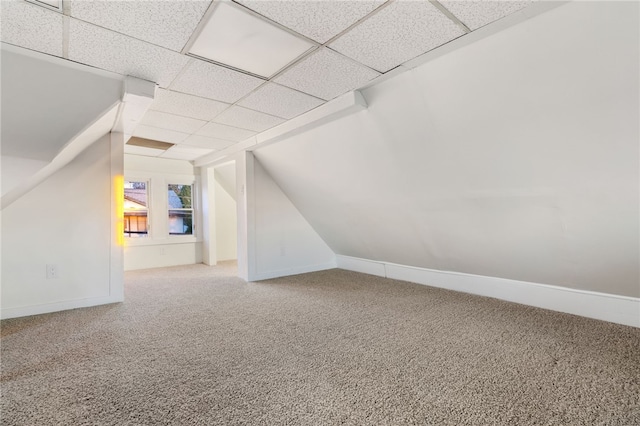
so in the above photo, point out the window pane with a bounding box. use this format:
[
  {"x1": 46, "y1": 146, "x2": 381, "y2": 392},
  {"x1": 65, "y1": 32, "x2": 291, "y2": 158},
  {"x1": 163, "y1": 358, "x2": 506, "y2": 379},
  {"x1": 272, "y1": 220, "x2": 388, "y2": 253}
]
[
  {"x1": 124, "y1": 181, "x2": 148, "y2": 237},
  {"x1": 168, "y1": 210, "x2": 193, "y2": 235},
  {"x1": 168, "y1": 184, "x2": 192, "y2": 208},
  {"x1": 168, "y1": 184, "x2": 193, "y2": 236}
]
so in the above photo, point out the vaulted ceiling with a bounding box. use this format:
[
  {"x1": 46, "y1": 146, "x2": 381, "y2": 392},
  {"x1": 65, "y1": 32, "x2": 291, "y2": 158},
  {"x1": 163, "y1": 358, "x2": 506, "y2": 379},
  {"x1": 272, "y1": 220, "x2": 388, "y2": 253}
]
[{"x1": 1, "y1": 0, "x2": 535, "y2": 161}]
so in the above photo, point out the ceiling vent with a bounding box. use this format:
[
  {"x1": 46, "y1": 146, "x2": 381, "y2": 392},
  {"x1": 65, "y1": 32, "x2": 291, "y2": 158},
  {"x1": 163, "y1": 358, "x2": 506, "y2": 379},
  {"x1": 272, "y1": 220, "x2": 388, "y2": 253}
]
[{"x1": 127, "y1": 137, "x2": 174, "y2": 150}]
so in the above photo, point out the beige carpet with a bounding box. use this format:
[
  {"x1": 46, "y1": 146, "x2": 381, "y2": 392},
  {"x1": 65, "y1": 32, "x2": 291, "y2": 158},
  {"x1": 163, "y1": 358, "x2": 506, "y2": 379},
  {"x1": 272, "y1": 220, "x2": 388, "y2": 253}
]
[{"x1": 1, "y1": 263, "x2": 639, "y2": 425}]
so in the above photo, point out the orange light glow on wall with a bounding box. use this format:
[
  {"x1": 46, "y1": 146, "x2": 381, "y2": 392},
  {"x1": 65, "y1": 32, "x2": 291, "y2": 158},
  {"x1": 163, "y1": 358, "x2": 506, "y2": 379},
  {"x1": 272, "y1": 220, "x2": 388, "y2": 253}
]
[{"x1": 114, "y1": 175, "x2": 125, "y2": 246}]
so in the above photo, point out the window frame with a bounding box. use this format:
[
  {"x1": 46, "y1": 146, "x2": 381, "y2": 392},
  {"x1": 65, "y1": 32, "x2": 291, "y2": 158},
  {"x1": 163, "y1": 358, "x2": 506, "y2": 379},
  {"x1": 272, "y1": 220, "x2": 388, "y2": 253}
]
[
  {"x1": 167, "y1": 183, "x2": 195, "y2": 237},
  {"x1": 123, "y1": 174, "x2": 200, "y2": 247},
  {"x1": 123, "y1": 179, "x2": 151, "y2": 239}
]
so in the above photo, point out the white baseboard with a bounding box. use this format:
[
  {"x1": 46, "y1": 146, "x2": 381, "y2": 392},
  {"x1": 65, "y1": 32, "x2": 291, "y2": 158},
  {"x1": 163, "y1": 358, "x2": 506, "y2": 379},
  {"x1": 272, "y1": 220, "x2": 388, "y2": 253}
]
[
  {"x1": 1, "y1": 295, "x2": 124, "y2": 320},
  {"x1": 336, "y1": 255, "x2": 640, "y2": 328},
  {"x1": 336, "y1": 256, "x2": 386, "y2": 277},
  {"x1": 250, "y1": 261, "x2": 337, "y2": 281}
]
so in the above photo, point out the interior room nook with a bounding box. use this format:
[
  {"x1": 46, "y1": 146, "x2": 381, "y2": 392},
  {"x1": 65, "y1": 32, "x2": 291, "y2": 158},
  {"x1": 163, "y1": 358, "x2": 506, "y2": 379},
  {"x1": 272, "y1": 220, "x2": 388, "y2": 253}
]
[{"x1": 1, "y1": 0, "x2": 638, "y2": 424}]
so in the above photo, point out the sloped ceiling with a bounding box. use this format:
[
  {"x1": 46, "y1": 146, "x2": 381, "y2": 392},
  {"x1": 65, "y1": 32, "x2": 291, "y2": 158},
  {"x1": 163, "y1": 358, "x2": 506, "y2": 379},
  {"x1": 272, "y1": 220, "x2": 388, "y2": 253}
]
[
  {"x1": 0, "y1": 48, "x2": 122, "y2": 161},
  {"x1": 252, "y1": 1, "x2": 640, "y2": 297},
  {"x1": 1, "y1": 0, "x2": 537, "y2": 161}
]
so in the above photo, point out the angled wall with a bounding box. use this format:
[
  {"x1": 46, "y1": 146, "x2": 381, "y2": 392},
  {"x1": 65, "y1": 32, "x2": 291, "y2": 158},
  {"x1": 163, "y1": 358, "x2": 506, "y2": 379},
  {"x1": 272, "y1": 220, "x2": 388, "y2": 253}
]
[
  {"x1": 1, "y1": 134, "x2": 124, "y2": 319},
  {"x1": 237, "y1": 152, "x2": 335, "y2": 281},
  {"x1": 252, "y1": 1, "x2": 639, "y2": 304}
]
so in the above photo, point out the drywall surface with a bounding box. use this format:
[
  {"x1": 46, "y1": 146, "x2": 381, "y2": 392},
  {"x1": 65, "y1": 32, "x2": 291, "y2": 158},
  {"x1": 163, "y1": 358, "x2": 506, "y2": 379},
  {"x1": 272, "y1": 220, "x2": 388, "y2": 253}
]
[
  {"x1": 1, "y1": 156, "x2": 48, "y2": 196},
  {"x1": 124, "y1": 243, "x2": 202, "y2": 271},
  {"x1": 123, "y1": 154, "x2": 202, "y2": 271},
  {"x1": 1, "y1": 135, "x2": 118, "y2": 314},
  {"x1": 245, "y1": 154, "x2": 335, "y2": 280},
  {"x1": 215, "y1": 165, "x2": 237, "y2": 261},
  {"x1": 125, "y1": 154, "x2": 195, "y2": 176},
  {"x1": 1, "y1": 47, "x2": 122, "y2": 161},
  {"x1": 253, "y1": 1, "x2": 639, "y2": 297}
]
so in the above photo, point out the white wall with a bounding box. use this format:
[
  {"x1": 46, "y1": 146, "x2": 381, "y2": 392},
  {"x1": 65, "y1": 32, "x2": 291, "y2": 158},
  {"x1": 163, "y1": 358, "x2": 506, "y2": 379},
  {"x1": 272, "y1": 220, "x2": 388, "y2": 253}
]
[
  {"x1": 252, "y1": 2, "x2": 639, "y2": 298},
  {"x1": 1, "y1": 46, "x2": 122, "y2": 162},
  {"x1": 1, "y1": 134, "x2": 123, "y2": 318},
  {"x1": 124, "y1": 154, "x2": 202, "y2": 271},
  {"x1": 246, "y1": 154, "x2": 335, "y2": 280},
  {"x1": 214, "y1": 164, "x2": 237, "y2": 261},
  {"x1": 1, "y1": 156, "x2": 48, "y2": 196}
]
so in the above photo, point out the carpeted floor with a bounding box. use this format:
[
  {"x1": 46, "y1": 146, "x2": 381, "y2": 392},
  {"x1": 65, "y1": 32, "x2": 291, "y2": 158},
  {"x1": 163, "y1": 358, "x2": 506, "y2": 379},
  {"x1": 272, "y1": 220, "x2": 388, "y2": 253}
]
[{"x1": 1, "y1": 263, "x2": 639, "y2": 425}]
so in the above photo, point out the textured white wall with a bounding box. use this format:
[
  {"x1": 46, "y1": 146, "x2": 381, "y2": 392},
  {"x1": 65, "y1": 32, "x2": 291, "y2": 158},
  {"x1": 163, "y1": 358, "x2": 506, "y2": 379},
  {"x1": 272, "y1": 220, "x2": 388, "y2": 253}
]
[
  {"x1": 253, "y1": 1, "x2": 639, "y2": 297},
  {"x1": 1, "y1": 156, "x2": 48, "y2": 196},
  {"x1": 238, "y1": 152, "x2": 335, "y2": 281},
  {"x1": 124, "y1": 243, "x2": 203, "y2": 271},
  {"x1": 215, "y1": 164, "x2": 237, "y2": 261},
  {"x1": 1, "y1": 135, "x2": 121, "y2": 316}
]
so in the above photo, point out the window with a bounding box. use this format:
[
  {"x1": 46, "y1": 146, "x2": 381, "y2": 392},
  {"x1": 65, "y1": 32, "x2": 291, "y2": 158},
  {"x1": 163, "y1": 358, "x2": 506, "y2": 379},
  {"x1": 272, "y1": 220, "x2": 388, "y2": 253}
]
[
  {"x1": 124, "y1": 181, "x2": 149, "y2": 238},
  {"x1": 168, "y1": 184, "x2": 193, "y2": 235}
]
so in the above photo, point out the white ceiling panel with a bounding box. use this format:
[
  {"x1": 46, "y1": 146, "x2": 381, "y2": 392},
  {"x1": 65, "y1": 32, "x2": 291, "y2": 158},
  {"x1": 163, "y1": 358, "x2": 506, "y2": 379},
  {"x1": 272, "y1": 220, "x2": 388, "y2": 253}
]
[
  {"x1": 213, "y1": 106, "x2": 285, "y2": 132},
  {"x1": 133, "y1": 125, "x2": 190, "y2": 144},
  {"x1": 141, "y1": 111, "x2": 207, "y2": 134},
  {"x1": 238, "y1": 83, "x2": 324, "y2": 119},
  {"x1": 68, "y1": 19, "x2": 190, "y2": 87},
  {"x1": 68, "y1": 0, "x2": 211, "y2": 52},
  {"x1": 151, "y1": 89, "x2": 230, "y2": 121},
  {"x1": 161, "y1": 145, "x2": 214, "y2": 161},
  {"x1": 181, "y1": 135, "x2": 237, "y2": 150},
  {"x1": 274, "y1": 47, "x2": 380, "y2": 101},
  {"x1": 189, "y1": 1, "x2": 315, "y2": 78},
  {"x1": 124, "y1": 145, "x2": 165, "y2": 157},
  {"x1": 0, "y1": 1, "x2": 64, "y2": 57},
  {"x1": 170, "y1": 59, "x2": 265, "y2": 103},
  {"x1": 329, "y1": 0, "x2": 465, "y2": 72},
  {"x1": 441, "y1": 1, "x2": 535, "y2": 30},
  {"x1": 236, "y1": 0, "x2": 386, "y2": 43},
  {"x1": 196, "y1": 122, "x2": 256, "y2": 142}
]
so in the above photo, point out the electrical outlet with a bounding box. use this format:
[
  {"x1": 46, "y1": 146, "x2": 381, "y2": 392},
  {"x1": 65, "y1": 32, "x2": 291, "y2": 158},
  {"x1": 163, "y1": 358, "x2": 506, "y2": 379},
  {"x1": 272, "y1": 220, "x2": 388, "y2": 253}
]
[
  {"x1": 160, "y1": 247, "x2": 166, "y2": 256},
  {"x1": 46, "y1": 264, "x2": 58, "y2": 279}
]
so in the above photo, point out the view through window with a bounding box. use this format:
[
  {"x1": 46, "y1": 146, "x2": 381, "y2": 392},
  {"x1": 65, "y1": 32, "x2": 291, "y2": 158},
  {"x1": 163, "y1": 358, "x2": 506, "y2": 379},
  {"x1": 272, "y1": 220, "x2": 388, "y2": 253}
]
[
  {"x1": 124, "y1": 181, "x2": 148, "y2": 237},
  {"x1": 168, "y1": 184, "x2": 193, "y2": 235}
]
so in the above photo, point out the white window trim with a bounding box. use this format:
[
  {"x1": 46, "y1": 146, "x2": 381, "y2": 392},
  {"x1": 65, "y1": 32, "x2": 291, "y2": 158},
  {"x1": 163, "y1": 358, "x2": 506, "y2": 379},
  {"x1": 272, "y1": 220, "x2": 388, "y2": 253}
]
[
  {"x1": 123, "y1": 178, "x2": 151, "y2": 240},
  {"x1": 124, "y1": 173, "x2": 201, "y2": 247}
]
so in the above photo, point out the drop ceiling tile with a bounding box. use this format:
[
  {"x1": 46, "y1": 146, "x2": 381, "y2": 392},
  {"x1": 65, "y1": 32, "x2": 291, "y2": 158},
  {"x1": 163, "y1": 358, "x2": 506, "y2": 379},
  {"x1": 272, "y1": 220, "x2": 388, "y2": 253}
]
[
  {"x1": 236, "y1": 0, "x2": 386, "y2": 43},
  {"x1": 213, "y1": 106, "x2": 285, "y2": 132},
  {"x1": 181, "y1": 135, "x2": 236, "y2": 150},
  {"x1": 68, "y1": 0, "x2": 210, "y2": 51},
  {"x1": 189, "y1": 1, "x2": 315, "y2": 78},
  {"x1": 124, "y1": 145, "x2": 165, "y2": 157},
  {"x1": 68, "y1": 19, "x2": 190, "y2": 87},
  {"x1": 237, "y1": 83, "x2": 324, "y2": 119},
  {"x1": 141, "y1": 111, "x2": 207, "y2": 134},
  {"x1": 161, "y1": 145, "x2": 214, "y2": 161},
  {"x1": 329, "y1": 0, "x2": 465, "y2": 73},
  {"x1": 196, "y1": 122, "x2": 256, "y2": 142},
  {"x1": 0, "y1": 1, "x2": 64, "y2": 57},
  {"x1": 274, "y1": 48, "x2": 380, "y2": 101},
  {"x1": 133, "y1": 125, "x2": 190, "y2": 144},
  {"x1": 170, "y1": 59, "x2": 265, "y2": 103},
  {"x1": 441, "y1": 1, "x2": 535, "y2": 30},
  {"x1": 151, "y1": 89, "x2": 230, "y2": 121}
]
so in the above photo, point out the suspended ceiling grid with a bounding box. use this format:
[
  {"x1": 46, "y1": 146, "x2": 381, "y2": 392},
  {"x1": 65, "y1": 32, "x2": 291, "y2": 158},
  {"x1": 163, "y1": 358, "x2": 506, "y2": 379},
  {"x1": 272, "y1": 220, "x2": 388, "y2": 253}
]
[{"x1": 1, "y1": 0, "x2": 535, "y2": 161}]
